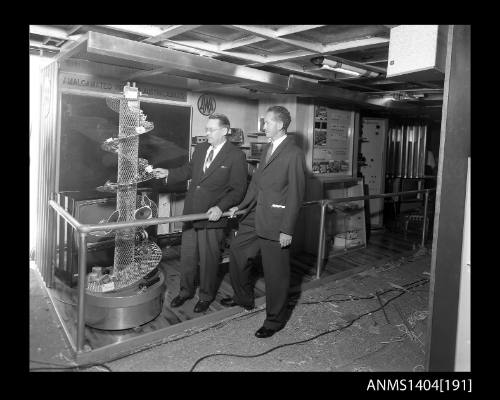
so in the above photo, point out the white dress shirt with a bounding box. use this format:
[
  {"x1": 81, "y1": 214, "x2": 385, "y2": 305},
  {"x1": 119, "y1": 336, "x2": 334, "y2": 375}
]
[
  {"x1": 204, "y1": 139, "x2": 227, "y2": 170},
  {"x1": 269, "y1": 134, "x2": 287, "y2": 155}
]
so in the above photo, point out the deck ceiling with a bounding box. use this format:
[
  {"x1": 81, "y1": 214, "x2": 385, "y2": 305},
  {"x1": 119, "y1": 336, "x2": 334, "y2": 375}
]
[{"x1": 30, "y1": 25, "x2": 444, "y2": 117}]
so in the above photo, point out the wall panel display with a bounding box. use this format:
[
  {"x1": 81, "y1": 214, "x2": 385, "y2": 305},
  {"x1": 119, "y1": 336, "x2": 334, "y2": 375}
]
[
  {"x1": 59, "y1": 92, "x2": 192, "y2": 194},
  {"x1": 312, "y1": 106, "x2": 356, "y2": 178}
]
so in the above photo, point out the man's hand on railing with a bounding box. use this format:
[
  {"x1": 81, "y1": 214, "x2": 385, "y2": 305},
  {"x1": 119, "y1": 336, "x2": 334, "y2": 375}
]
[
  {"x1": 228, "y1": 206, "x2": 239, "y2": 218},
  {"x1": 207, "y1": 206, "x2": 223, "y2": 221},
  {"x1": 152, "y1": 168, "x2": 169, "y2": 180},
  {"x1": 279, "y1": 232, "x2": 292, "y2": 248}
]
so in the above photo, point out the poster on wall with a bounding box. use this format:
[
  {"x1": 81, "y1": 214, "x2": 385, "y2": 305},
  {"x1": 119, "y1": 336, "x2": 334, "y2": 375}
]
[{"x1": 312, "y1": 106, "x2": 355, "y2": 178}]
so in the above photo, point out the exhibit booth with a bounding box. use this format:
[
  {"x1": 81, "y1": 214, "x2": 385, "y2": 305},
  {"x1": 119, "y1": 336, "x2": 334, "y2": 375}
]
[{"x1": 35, "y1": 31, "x2": 389, "y2": 364}]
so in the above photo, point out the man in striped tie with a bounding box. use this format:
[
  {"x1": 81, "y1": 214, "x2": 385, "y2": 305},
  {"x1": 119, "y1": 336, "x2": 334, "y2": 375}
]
[{"x1": 152, "y1": 114, "x2": 248, "y2": 313}]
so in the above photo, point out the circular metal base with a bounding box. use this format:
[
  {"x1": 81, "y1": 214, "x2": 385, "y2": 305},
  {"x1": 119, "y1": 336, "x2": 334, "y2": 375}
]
[{"x1": 84, "y1": 271, "x2": 166, "y2": 330}]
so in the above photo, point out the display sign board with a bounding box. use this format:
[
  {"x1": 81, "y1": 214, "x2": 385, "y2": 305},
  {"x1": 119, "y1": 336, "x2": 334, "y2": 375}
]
[
  {"x1": 58, "y1": 92, "x2": 191, "y2": 193},
  {"x1": 60, "y1": 72, "x2": 187, "y2": 102},
  {"x1": 312, "y1": 106, "x2": 356, "y2": 178}
]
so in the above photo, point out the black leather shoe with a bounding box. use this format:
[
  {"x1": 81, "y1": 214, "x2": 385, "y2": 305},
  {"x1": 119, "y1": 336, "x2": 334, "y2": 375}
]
[
  {"x1": 193, "y1": 300, "x2": 211, "y2": 313},
  {"x1": 170, "y1": 295, "x2": 193, "y2": 308},
  {"x1": 220, "y1": 297, "x2": 254, "y2": 310},
  {"x1": 255, "y1": 326, "x2": 283, "y2": 338}
]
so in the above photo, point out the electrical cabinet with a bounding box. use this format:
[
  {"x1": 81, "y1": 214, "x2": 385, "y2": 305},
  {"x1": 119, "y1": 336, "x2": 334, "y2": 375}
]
[
  {"x1": 360, "y1": 118, "x2": 388, "y2": 229},
  {"x1": 387, "y1": 25, "x2": 447, "y2": 82}
]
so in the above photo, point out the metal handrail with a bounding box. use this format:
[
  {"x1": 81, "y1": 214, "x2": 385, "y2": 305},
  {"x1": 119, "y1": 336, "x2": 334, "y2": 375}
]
[
  {"x1": 49, "y1": 200, "x2": 248, "y2": 233},
  {"x1": 48, "y1": 187, "x2": 435, "y2": 353},
  {"x1": 302, "y1": 188, "x2": 435, "y2": 207},
  {"x1": 49, "y1": 188, "x2": 434, "y2": 234},
  {"x1": 303, "y1": 188, "x2": 435, "y2": 279}
]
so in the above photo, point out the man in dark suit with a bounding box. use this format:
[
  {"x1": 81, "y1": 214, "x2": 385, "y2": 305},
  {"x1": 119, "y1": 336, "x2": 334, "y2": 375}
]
[
  {"x1": 152, "y1": 114, "x2": 247, "y2": 313},
  {"x1": 222, "y1": 106, "x2": 306, "y2": 338}
]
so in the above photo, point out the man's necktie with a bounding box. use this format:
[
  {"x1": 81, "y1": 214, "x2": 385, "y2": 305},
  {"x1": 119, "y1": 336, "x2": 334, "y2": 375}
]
[
  {"x1": 204, "y1": 147, "x2": 214, "y2": 172},
  {"x1": 265, "y1": 142, "x2": 273, "y2": 164}
]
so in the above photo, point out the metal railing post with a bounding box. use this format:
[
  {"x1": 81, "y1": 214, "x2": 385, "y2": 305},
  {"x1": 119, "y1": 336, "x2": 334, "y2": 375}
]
[
  {"x1": 421, "y1": 190, "x2": 429, "y2": 248},
  {"x1": 76, "y1": 232, "x2": 87, "y2": 352},
  {"x1": 315, "y1": 200, "x2": 327, "y2": 280}
]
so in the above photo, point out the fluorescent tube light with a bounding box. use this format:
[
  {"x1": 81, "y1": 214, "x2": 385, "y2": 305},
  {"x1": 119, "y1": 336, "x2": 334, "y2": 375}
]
[{"x1": 320, "y1": 64, "x2": 362, "y2": 76}]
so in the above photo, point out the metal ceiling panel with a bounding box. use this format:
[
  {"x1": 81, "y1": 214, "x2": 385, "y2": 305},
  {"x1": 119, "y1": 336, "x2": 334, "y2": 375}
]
[
  {"x1": 185, "y1": 25, "x2": 243, "y2": 41},
  {"x1": 53, "y1": 31, "x2": 423, "y2": 111},
  {"x1": 79, "y1": 32, "x2": 290, "y2": 88},
  {"x1": 295, "y1": 25, "x2": 389, "y2": 43}
]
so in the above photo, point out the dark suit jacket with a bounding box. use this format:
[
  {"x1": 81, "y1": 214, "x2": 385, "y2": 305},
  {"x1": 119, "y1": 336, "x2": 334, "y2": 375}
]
[
  {"x1": 238, "y1": 135, "x2": 306, "y2": 241},
  {"x1": 167, "y1": 140, "x2": 248, "y2": 229}
]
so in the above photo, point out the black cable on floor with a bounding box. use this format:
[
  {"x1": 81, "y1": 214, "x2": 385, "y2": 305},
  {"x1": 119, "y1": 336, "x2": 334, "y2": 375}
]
[
  {"x1": 299, "y1": 278, "x2": 429, "y2": 305},
  {"x1": 34, "y1": 277, "x2": 427, "y2": 371},
  {"x1": 188, "y1": 281, "x2": 426, "y2": 372}
]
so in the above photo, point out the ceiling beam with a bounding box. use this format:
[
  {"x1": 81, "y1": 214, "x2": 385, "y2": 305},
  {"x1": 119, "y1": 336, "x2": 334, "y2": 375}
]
[
  {"x1": 220, "y1": 36, "x2": 265, "y2": 51},
  {"x1": 56, "y1": 32, "x2": 91, "y2": 61},
  {"x1": 159, "y1": 39, "x2": 268, "y2": 63},
  {"x1": 142, "y1": 25, "x2": 202, "y2": 44},
  {"x1": 66, "y1": 25, "x2": 84, "y2": 36},
  {"x1": 30, "y1": 40, "x2": 61, "y2": 52},
  {"x1": 219, "y1": 25, "x2": 325, "y2": 51},
  {"x1": 30, "y1": 25, "x2": 82, "y2": 42},
  {"x1": 228, "y1": 25, "x2": 324, "y2": 53},
  {"x1": 101, "y1": 25, "x2": 164, "y2": 37},
  {"x1": 188, "y1": 81, "x2": 254, "y2": 92},
  {"x1": 126, "y1": 67, "x2": 174, "y2": 81},
  {"x1": 247, "y1": 36, "x2": 390, "y2": 66}
]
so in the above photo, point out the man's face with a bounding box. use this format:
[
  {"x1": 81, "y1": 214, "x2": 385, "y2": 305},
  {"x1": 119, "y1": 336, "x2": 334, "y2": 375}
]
[
  {"x1": 264, "y1": 111, "x2": 283, "y2": 141},
  {"x1": 205, "y1": 118, "x2": 227, "y2": 146}
]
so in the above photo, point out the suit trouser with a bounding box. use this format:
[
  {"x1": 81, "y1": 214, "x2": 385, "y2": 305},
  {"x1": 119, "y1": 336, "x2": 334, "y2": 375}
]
[
  {"x1": 179, "y1": 224, "x2": 225, "y2": 302},
  {"x1": 229, "y1": 223, "x2": 290, "y2": 330}
]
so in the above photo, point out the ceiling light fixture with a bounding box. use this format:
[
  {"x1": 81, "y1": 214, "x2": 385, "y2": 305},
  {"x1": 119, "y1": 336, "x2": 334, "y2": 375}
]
[
  {"x1": 310, "y1": 56, "x2": 381, "y2": 78},
  {"x1": 319, "y1": 64, "x2": 362, "y2": 76}
]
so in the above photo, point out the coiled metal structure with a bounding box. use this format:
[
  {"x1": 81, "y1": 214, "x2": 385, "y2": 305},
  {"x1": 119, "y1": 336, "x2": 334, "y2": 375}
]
[{"x1": 89, "y1": 83, "x2": 162, "y2": 293}]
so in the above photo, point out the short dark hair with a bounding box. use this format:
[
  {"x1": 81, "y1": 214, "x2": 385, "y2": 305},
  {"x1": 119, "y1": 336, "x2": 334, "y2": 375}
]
[
  {"x1": 267, "y1": 106, "x2": 291, "y2": 132},
  {"x1": 209, "y1": 113, "x2": 231, "y2": 129}
]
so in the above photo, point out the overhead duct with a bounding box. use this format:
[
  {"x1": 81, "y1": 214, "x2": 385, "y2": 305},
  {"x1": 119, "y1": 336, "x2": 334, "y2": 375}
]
[{"x1": 58, "y1": 32, "x2": 417, "y2": 113}]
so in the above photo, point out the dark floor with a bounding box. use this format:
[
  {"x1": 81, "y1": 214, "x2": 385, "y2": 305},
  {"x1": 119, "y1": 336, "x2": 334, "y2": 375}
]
[
  {"x1": 44, "y1": 227, "x2": 427, "y2": 352},
  {"x1": 30, "y1": 226, "x2": 432, "y2": 371}
]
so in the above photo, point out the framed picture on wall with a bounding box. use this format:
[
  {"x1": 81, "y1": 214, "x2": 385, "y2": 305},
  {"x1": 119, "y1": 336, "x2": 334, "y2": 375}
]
[{"x1": 312, "y1": 106, "x2": 358, "y2": 180}]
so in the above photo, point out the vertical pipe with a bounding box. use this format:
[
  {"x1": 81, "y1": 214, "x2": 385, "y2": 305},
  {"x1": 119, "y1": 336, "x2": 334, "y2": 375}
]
[
  {"x1": 47, "y1": 63, "x2": 58, "y2": 288},
  {"x1": 68, "y1": 198, "x2": 75, "y2": 281},
  {"x1": 315, "y1": 201, "x2": 327, "y2": 280},
  {"x1": 403, "y1": 125, "x2": 410, "y2": 178},
  {"x1": 421, "y1": 126, "x2": 427, "y2": 177},
  {"x1": 47, "y1": 192, "x2": 55, "y2": 287},
  {"x1": 408, "y1": 126, "x2": 414, "y2": 179},
  {"x1": 421, "y1": 125, "x2": 428, "y2": 176},
  {"x1": 413, "y1": 126, "x2": 418, "y2": 178},
  {"x1": 76, "y1": 232, "x2": 87, "y2": 352},
  {"x1": 415, "y1": 125, "x2": 422, "y2": 178},
  {"x1": 397, "y1": 127, "x2": 404, "y2": 177},
  {"x1": 388, "y1": 128, "x2": 394, "y2": 176},
  {"x1": 56, "y1": 193, "x2": 61, "y2": 272},
  {"x1": 392, "y1": 128, "x2": 397, "y2": 176},
  {"x1": 42, "y1": 128, "x2": 48, "y2": 283},
  {"x1": 421, "y1": 190, "x2": 429, "y2": 248}
]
